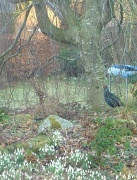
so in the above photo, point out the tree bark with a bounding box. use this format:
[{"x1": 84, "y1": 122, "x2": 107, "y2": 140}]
[
  {"x1": 8, "y1": 0, "x2": 116, "y2": 72},
  {"x1": 34, "y1": 0, "x2": 81, "y2": 45}
]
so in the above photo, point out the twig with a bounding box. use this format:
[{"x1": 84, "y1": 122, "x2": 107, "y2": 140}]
[{"x1": 0, "y1": 3, "x2": 33, "y2": 74}]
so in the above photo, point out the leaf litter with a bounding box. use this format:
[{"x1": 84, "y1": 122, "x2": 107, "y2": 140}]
[{"x1": 0, "y1": 108, "x2": 137, "y2": 179}]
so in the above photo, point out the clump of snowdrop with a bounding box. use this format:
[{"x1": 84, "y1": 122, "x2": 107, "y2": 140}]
[
  {"x1": 47, "y1": 158, "x2": 65, "y2": 179},
  {"x1": 0, "y1": 168, "x2": 32, "y2": 180},
  {"x1": 0, "y1": 148, "x2": 45, "y2": 180},
  {"x1": 69, "y1": 149, "x2": 91, "y2": 169},
  {"x1": 69, "y1": 149, "x2": 86, "y2": 163},
  {"x1": 0, "y1": 141, "x2": 135, "y2": 180},
  {"x1": 0, "y1": 148, "x2": 24, "y2": 172},
  {"x1": 51, "y1": 130, "x2": 64, "y2": 146},
  {"x1": 44, "y1": 149, "x2": 107, "y2": 180},
  {"x1": 67, "y1": 166, "x2": 107, "y2": 180},
  {"x1": 39, "y1": 144, "x2": 56, "y2": 158},
  {"x1": 38, "y1": 131, "x2": 64, "y2": 159},
  {"x1": 67, "y1": 166, "x2": 86, "y2": 180},
  {"x1": 116, "y1": 173, "x2": 136, "y2": 180}
]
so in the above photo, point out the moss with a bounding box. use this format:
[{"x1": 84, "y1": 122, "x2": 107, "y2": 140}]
[
  {"x1": 49, "y1": 116, "x2": 61, "y2": 129},
  {"x1": 27, "y1": 134, "x2": 50, "y2": 153},
  {"x1": 13, "y1": 114, "x2": 32, "y2": 122},
  {"x1": 15, "y1": 142, "x2": 28, "y2": 150},
  {"x1": 0, "y1": 107, "x2": 10, "y2": 124},
  {"x1": 0, "y1": 146, "x2": 8, "y2": 153},
  {"x1": 0, "y1": 118, "x2": 9, "y2": 125},
  {"x1": 5, "y1": 145, "x2": 15, "y2": 153},
  {"x1": 3, "y1": 134, "x2": 51, "y2": 154}
]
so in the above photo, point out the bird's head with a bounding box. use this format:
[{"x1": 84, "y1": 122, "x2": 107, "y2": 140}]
[
  {"x1": 103, "y1": 85, "x2": 110, "y2": 93},
  {"x1": 103, "y1": 84, "x2": 108, "y2": 89}
]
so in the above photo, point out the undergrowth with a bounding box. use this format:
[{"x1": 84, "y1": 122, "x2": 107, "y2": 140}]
[
  {"x1": 91, "y1": 117, "x2": 132, "y2": 160},
  {"x1": 0, "y1": 131, "x2": 107, "y2": 180},
  {"x1": 0, "y1": 125, "x2": 136, "y2": 180}
]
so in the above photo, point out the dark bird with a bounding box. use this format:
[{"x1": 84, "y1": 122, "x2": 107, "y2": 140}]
[{"x1": 103, "y1": 85, "x2": 124, "y2": 108}]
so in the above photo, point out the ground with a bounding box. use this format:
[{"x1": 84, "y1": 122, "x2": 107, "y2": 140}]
[{"x1": 0, "y1": 104, "x2": 137, "y2": 179}]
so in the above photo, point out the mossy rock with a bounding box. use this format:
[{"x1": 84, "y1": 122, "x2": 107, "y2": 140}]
[
  {"x1": 49, "y1": 116, "x2": 61, "y2": 129},
  {"x1": 27, "y1": 134, "x2": 50, "y2": 153},
  {"x1": 38, "y1": 115, "x2": 74, "y2": 134},
  {"x1": 4, "y1": 135, "x2": 50, "y2": 154},
  {"x1": 12, "y1": 114, "x2": 32, "y2": 122},
  {"x1": 3, "y1": 141, "x2": 28, "y2": 153},
  {"x1": 4, "y1": 145, "x2": 16, "y2": 153}
]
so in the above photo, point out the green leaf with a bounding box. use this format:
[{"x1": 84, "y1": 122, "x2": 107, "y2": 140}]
[{"x1": 124, "y1": 140, "x2": 131, "y2": 150}]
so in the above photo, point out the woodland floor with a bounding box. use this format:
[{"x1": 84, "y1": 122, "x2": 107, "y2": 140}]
[{"x1": 1, "y1": 105, "x2": 137, "y2": 179}]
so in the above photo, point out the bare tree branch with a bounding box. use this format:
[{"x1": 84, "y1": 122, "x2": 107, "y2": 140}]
[
  {"x1": 119, "y1": 1, "x2": 123, "y2": 25},
  {"x1": 0, "y1": 25, "x2": 38, "y2": 74},
  {"x1": 34, "y1": 3, "x2": 75, "y2": 44},
  {"x1": 44, "y1": 0, "x2": 65, "y2": 23},
  {"x1": 0, "y1": 3, "x2": 33, "y2": 73},
  {"x1": 99, "y1": 36, "x2": 119, "y2": 54},
  {"x1": 59, "y1": 0, "x2": 80, "y2": 28}
]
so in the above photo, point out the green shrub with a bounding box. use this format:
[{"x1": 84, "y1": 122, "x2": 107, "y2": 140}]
[
  {"x1": 91, "y1": 118, "x2": 132, "y2": 160},
  {"x1": 0, "y1": 108, "x2": 9, "y2": 123}
]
